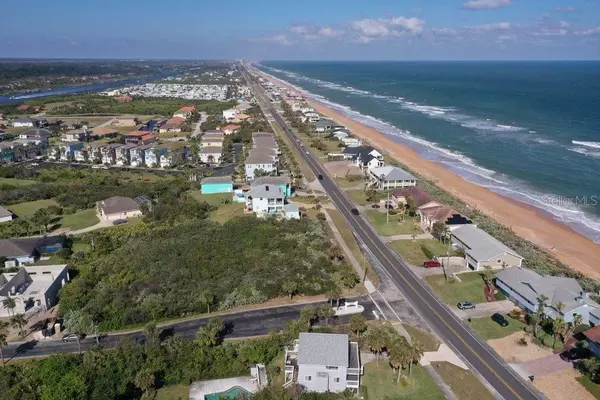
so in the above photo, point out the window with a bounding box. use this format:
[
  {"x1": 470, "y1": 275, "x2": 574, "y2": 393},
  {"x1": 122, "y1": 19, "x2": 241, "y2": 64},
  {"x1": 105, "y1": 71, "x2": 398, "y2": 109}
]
[
  {"x1": 326, "y1": 366, "x2": 338, "y2": 370},
  {"x1": 497, "y1": 259, "x2": 501, "y2": 263},
  {"x1": 304, "y1": 376, "x2": 312, "y2": 382},
  {"x1": 334, "y1": 378, "x2": 341, "y2": 383},
  {"x1": 317, "y1": 372, "x2": 327, "y2": 378}
]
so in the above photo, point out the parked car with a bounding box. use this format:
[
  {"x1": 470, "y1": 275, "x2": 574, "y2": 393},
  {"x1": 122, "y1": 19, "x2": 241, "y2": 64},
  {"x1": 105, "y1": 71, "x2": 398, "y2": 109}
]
[
  {"x1": 91, "y1": 164, "x2": 103, "y2": 169},
  {"x1": 560, "y1": 347, "x2": 591, "y2": 362},
  {"x1": 457, "y1": 301, "x2": 475, "y2": 310},
  {"x1": 491, "y1": 313, "x2": 509, "y2": 326},
  {"x1": 112, "y1": 219, "x2": 128, "y2": 226},
  {"x1": 350, "y1": 208, "x2": 360, "y2": 216},
  {"x1": 423, "y1": 260, "x2": 441, "y2": 268},
  {"x1": 371, "y1": 204, "x2": 380, "y2": 209},
  {"x1": 62, "y1": 333, "x2": 83, "y2": 342}
]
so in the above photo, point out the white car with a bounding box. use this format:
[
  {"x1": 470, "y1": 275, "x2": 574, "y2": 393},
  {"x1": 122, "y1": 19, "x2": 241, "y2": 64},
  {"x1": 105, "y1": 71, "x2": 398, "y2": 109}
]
[
  {"x1": 91, "y1": 165, "x2": 103, "y2": 169},
  {"x1": 30, "y1": 162, "x2": 39, "y2": 166}
]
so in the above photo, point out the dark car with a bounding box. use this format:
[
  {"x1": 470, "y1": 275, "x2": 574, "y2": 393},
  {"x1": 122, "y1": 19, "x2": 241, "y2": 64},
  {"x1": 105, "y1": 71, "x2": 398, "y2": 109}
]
[
  {"x1": 350, "y1": 208, "x2": 359, "y2": 216},
  {"x1": 491, "y1": 313, "x2": 509, "y2": 326},
  {"x1": 318, "y1": 174, "x2": 323, "y2": 180},
  {"x1": 112, "y1": 219, "x2": 128, "y2": 226},
  {"x1": 457, "y1": 301, "x2": 475, "y2": 310},
  {"x1": 560, "y1": 347, "x2": 591, "y2": 362},
  {"x1": 423, "y1": 260, "x2": 441, "y2": 268}
]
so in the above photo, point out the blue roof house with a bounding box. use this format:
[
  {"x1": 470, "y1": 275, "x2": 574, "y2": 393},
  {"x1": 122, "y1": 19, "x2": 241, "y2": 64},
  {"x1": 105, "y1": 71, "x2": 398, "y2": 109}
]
[{"x1": 201, "y1": 176, "x2": 234, "y2": 194}]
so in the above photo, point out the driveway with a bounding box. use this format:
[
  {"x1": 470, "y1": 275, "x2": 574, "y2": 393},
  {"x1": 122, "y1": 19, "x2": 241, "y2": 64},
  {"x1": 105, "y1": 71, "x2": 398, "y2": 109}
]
[
  {"x1": 515, "y1": 354, "x2": 572, "y2": 377},
  {"x1": 452, "y1": 300, "x2": 515, "y2": 320}
]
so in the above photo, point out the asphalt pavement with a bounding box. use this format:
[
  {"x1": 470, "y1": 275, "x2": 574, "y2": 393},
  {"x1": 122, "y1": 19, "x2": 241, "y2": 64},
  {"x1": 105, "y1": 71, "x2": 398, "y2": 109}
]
[
  {"x1": 243, "y1": 65, "x2": 542, "y2": 400},
  {"x1": 3, "y1": 297, "x2": 376, "y2": 361}
]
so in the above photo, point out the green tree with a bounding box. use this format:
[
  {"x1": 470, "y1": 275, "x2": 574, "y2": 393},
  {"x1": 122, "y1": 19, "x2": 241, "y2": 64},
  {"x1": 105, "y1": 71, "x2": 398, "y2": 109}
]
[
  {"x1": 349, "y1": 314, "x2": 367, "y2": 339},
  {"x1": 318, "y1": 306, "x2": 336, "y2": 326},
  {"x1": 195, "y1": 317, "x2": 224, "y2": 348},
  {"x1": 388, "y1": 339, "x2": 410, "y2": 382},
  {"x1": 405, "y1": 195, "x2": 417, "y2": 215},
  {"x1": 326, "y1": 285, "x2": 343, "y2": 309},
  {"x1": 411, "y1": 222, "x2": 421, "y2": 241},
  {"x1": 2, "y1": 297, "x2": 16, "y2": 317},
  {"x1": 583, "y1": 358, "x2": 600, "y2": 382},
  {"x1": 134, "y1": 369, "x2": 156, "y2": 399},
  {"x1": 0, "y1": 320, "x2": 9, "y2": 366},
  {"x1": 408, "y1": 341, "x2": 425, "y2": 377},
  {"x1": 282, "y1": 280, "x2": 298, "y2": 300},
  {"x1": 299, "y1": 307, "x2": 318, "y2": 331},
  {"x1": 63, "y1": 310, "x2": 93, "y2": 354},
  {"x1": 553, "y1": 317, "x2": 565, "y2": 348},
  {"x1": 365, "y1": 326, "x2": 389, "y2": 368},
  {"x1": 564, "y1": 314, "x2": 584, "y2": 343},
  {"x1": 31, "y1": 208, "x2": 52, "y2": 233},
  {"x1": 431, "y1": 221, "x2": 448, "y2": 242},
  {"x1": 144, "y1": 322, "x2": 159, "y2": 345},
  {"x1": 10, "y1": 313, "x2": 27, "y2": 338},
  {"x1": 534, "y1": 294, "x2": 549, "y2": 337}
]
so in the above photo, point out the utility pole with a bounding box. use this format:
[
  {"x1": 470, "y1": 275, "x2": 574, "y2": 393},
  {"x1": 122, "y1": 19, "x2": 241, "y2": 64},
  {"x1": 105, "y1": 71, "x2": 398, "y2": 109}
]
[{"x1": 386, "y1": 191, "x2": 390, "y2": 225}]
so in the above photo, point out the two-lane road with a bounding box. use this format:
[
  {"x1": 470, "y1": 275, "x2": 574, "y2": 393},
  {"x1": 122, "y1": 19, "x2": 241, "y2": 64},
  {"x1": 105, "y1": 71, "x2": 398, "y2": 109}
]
[{"x1": 243, "y1": 65, "x2": 542, "y2": 400}]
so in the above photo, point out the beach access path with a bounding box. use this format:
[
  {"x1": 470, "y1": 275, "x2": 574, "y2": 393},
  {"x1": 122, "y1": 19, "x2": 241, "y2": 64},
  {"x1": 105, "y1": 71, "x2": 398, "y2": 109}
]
[{"x1": 261, "y1": 72, "x2": 600, "y2": 281}]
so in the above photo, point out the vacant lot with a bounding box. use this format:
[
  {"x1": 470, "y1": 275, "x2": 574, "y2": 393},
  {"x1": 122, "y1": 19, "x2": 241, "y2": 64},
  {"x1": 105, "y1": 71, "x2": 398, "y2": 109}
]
[
  {"x1": 390, "y1": 239, "x2": 455, "y2": 266},
  {"x1": 0, "y1": 177, "x2": 37, "y2": 187},
  {"x1": 8, "y1": 199, "x2": 59, "y2": 218},
  {"x1": 346, "y1": 189, "x2": 390, "y2": 206},
  {"x1": 425, "y1": 271, "x2": 488, "y2": 305},
  {"x1": 361, "y1": 361, "x2": 445, "y2": 400},
  {"x1": 469, "y1": 315, "x2": 526, "y2": 340},
  {"x1": 189, "y1": 190, "x2": 246, "y2": 223},
  {"x1": 365, "y1": 210, "x2": 419, "y2": 236},
  {"x1": 432, "y1": 362, "x2": 496, "y2": 400}
]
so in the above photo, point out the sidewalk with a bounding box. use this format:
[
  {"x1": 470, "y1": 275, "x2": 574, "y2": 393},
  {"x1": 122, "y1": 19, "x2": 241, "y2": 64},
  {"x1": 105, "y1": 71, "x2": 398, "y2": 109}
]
[{"x1": 382, "y1": 233, "x2": 433, "y2": 242}]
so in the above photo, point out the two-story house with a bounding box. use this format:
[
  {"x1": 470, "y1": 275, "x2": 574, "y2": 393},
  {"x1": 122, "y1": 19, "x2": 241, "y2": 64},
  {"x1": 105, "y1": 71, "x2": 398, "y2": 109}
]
[
  {"x1": 144, "y1": 146, "x2": 168, "y2": 167},
  {"x1": 100, "y1": 143, "x2": 123, "y2": 165},
  {"x1": 246, "y1": 184, "x2": 285, "y2": 217},
  {"x1": 116, "y1": 144, "x2": 138, "y2": 166},
  {"x1": 245, "y1": 150, "x2": 277, "y2": 180},
  {"x1": 284, "y1": 333, "x2": 362, "y2": 395},
  {"x1": 130, "y1": 144, "x2": 155, "y2": 167},
  {"x1": 55, "y1": 142, "x2": 84, "y2": 161}
]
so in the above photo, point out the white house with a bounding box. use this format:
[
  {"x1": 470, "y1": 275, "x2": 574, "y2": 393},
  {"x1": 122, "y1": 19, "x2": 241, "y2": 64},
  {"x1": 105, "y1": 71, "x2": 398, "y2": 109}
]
[
  {"x1": 368, "y1": 166, "x2": 417, "y2": 190},
  {"x1": 12, "y1": 118, "x2": 34, "y2": 128},
  {"x1": 245, "y1": 150, "x2": 277, "y2": 180},
  {"x1": 96, "y1": 196, "x2": 143, "y2": 221},
  {"x1": 222, "y1": 108, "x2": 239, "y2": 121},
  {"x1": 341, "y1": 137, "x2": 362, "y2": 148},
  {"x1": 199, "y1": 146, "x2": 222, "y2": 164},
  {"x1": 332, "y1": 130, "x2": 349, "y2": 140},
  {"x1": 0, "y1": 264, "x2": 70, "y2": 317},
  {"x1": 246, "y1": 184, "x2": 285, "y2": 217},
  {"x1": 284, "y1": 333, "x2": 362, "y2": 395}
]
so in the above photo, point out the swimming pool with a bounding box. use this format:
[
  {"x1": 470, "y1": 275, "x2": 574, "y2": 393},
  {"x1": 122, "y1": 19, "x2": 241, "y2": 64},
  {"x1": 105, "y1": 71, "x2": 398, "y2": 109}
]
[{"x1": 204, "y1": 386, "x2": 252, "y2": 400}]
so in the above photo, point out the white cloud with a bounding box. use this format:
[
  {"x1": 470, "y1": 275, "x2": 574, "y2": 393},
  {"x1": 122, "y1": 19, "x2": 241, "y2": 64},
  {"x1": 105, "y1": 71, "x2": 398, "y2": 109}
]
[
  {"x1": 465, "y1": 22, "x2": 512, "y2": 31},
  {"x1": 533, "y1": 28, "x2": 569, "y2": 36},
  {"x1": 553, "y1": 6, "x2": 577, "y2": 12},
  {"x1": 318, "y1": 27, "x2": 343, "y2": 38},
  {"x1": 431, "y1": 27, "x2": 459, "y2": 36},
  {"x1": 288, "y1": 25, "x2": 309, "y2": 34},
  {"x1": 462, "y1": 0, "x2": 511, "y2": 10},
  {"x1": 350, "y1": 16, "x2": 425, "y2": 43},
  {"x1": 262, "y1": 35, "x2": 292, "y2": 46},
  {"x1": 576, "y1": 27, "x2": 600, "y2": 35},
  {"x1": 558, "y1": 21, "x2": 571, "y2": 28}
]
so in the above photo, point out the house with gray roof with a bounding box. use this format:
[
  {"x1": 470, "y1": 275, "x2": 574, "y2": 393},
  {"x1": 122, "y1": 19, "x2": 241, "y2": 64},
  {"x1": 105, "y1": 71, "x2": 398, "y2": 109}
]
[
  {"x1": 495, "y1": 266, "x2": 600, "y2": 325},
  {"x1": 315, "y1": 119, "x2": 333, "y2": 133},
  {"x1": 368, "y1": 166, "x2": 417, "y2": 190},
  {"x1": 0, "y1": 238, "x2": 40, "y2": 265},
  {"x1": 451, "y1": 225, "x2": 523, "y2": 271},
  {"x1": 246, "y1": 184, "x2": 285, "y2": 217},
  {"x1": 96, "y1": 196, "x2": 142, "y2": 221},
  {"x1": 0, "y1": 205, "x2": 14, "y2": 223},
  {"x1": 284, "y1": 332, "x2": 362, "y2": 394},
  {"x1": 245, "y1": 149, "x2": 278, "y2": 180}
]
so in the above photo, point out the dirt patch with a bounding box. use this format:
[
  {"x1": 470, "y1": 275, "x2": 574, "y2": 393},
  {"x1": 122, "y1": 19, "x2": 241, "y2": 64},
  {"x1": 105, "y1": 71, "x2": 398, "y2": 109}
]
[
  {"x1": 324, "y1": 160, "x2": 361, "y2": 177},
  {"x1": 532, "y1": 368, "x2": 595, "y2": 400},
  {"x1": 488, "y1": 332, "x2": 553, "y2": 363}
]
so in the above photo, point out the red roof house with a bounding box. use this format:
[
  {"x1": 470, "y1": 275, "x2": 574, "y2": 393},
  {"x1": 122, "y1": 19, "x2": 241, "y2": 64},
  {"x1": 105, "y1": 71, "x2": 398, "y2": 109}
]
[{"x1": 17, "y1": 104, "x2": 30, "y2": 111}]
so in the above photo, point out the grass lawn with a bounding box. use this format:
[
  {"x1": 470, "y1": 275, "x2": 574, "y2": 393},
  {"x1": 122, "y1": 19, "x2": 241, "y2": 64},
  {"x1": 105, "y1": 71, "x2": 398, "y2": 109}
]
[
  {"x1": 58, "y1": 208, "x2": 99, "y2": 230},
  {"x1": 327, "y1": 209, "x2": 379, "y2": 286},
  {"x1": 346, "y1": 189, "x2": 389, "y2": 206},
  {"x1": 361, "y1": 361, "x2": 445, "y2": 400},
  {"x1": 469, "y1": 315, "x2": 526, "y2": 340},
  {"x1": 364, "y1": 211, "x2": 420, "y2": 236},
  {"x1": 209, "y1": 203, "x2": 245, "y2": 223},
  {"x1": 290, "y1": 195, "x2": 319, "y2": 205},
  {"x1": 577, "y1": 375, "x2": 600, "y2": 399},
  {"x1": 390, "y1": 239, "x2": 455, "y2": 266},
  {"x1": 188, "y1": 190, "x2": 232, "y2": 206},
  {"x1": 7, "y1": 199, "x2": 58, "y2": 218},
  {"x1": 403, "y1": 325, "x2": 440, "y2": 352},
  {"x1": 72, "y1": 241, "x2": 91, "y2": 254},
  {"x1": 334, "y1": 176, "x2": 365, "y2": 188},
  {"x1": 425, "y1": 271, "x2": 488, "y2": 305},
  {"x1": 0, "y1": 177, "x2": 37, "y2": 186},
  {"x1": 33, "y1": 255, "x2": 67, "y2": 266},
  {"x1": 432, "y1": 362, "x2": 496, "y2": 400},
  {"x1": 155, "y1": 384, "x2": 189, "y2": 400}
]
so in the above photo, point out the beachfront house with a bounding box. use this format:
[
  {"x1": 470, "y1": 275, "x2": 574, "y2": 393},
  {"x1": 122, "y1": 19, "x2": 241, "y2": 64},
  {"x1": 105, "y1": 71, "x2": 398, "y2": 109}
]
[
  {"x1": 341, "y1": 137, "x2": 362, "y2": 147},
  {"x1": 284, "y1": 332, "x2": 362, "y2": 395},
  {"x1": 418, "y1": 203, "x2": 472, "y2": 232},
  {"x1": 245, "y1": 150, "x2": 277, "y2": 180},
  {"x1": 495, "y1": 266, "x2": 600, "y2": 325},
  {"x1": 315, "y1": 119, "x2": 333, "y2": 133},
  {"x1": 332, "y1": 130, "x2": 350, "y2": 140},
  {"x1": 343, "y1": 146, "x2": 384, "y2": 170},
  {"x1": 367, "y1": 166, "x2": 417, "y2": 190},
  {"x1": 246, "y1": 184, "x2": 285, "y2": 217},
  {"x1": 451, "y1": 225, "x2": 524, "y2": 271}
]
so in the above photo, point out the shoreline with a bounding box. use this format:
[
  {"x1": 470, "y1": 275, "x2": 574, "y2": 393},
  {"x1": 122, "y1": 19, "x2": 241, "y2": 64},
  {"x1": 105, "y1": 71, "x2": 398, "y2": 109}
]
[{"x1": 257, "y1": 70, "x2": 600, "y2": 280}]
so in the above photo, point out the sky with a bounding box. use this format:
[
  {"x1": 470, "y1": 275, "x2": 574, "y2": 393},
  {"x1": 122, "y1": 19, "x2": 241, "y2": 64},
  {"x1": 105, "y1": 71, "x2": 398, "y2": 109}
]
[{"x1": 2, "y1": 0, "x2": 600, "y2": 60}]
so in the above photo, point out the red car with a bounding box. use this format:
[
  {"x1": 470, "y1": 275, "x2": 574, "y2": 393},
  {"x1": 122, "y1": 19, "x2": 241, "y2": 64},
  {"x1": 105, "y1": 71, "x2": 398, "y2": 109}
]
[{"x1": 423, "y1": 260, "x2": 441, "y2": 268}]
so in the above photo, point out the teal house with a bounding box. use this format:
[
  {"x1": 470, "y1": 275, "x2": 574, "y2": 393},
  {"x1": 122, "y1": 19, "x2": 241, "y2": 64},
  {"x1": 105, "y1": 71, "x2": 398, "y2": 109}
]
[
  {"x1": 201, "y1": 176, "x2": 233, "y2": 194},
  {"x1": 252, "y1": 176, "x2": 292, "y2": 197}
]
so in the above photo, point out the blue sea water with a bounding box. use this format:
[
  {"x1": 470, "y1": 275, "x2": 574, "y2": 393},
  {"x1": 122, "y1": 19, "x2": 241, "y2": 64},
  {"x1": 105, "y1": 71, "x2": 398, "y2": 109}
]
[{"x1": 259, "y1": 61, "x2": 600, "y2": 243}]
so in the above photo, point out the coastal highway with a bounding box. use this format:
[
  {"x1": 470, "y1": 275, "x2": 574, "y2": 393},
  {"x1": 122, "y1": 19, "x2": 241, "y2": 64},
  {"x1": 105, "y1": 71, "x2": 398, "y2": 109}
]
[
  {"x1": 3, "y1": 297, "x2": 377, "y2": 360},
  {"x1": 242, "y1": 65, "x2": 542, "y2": 400}
]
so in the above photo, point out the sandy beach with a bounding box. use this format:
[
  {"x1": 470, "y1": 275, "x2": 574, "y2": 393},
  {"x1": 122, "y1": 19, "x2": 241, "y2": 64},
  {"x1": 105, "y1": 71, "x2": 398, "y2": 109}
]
[{"x1": 258, "y1": 71, "x2": 600, "y2": 280}]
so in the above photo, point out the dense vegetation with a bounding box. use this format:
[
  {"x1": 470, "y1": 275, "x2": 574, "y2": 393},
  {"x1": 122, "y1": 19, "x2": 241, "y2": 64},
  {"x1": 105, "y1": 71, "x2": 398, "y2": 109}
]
[{"x1": 61, "y1": 217, "x2": 358, "y2": 330}]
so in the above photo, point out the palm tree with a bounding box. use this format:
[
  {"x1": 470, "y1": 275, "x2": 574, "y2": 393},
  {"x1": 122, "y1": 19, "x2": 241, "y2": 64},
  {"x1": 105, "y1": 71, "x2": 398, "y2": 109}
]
[
  {"x1": 349, "y1": 314, "x2": 367, "y2": 339},
  {"x1": 553, "y1": 317, "x2": 565, "y2": 348},
  {"x1": 318, "y1": 307, "x2": 335, "y2": 325},
  {"x1": 10, "y1": 314, "x2": 27, "y2": 338},
  {"x1": 411, "y1": 222, "x2": 421, "y2": 241},
  {"x1": 2, "y1": 297, "x2": 16, "y2": 317},
  {"x1": 299, "y1": 308, "x2": 318, "y2": 331},
  {"x1": 326, "y1": 285, "x2": 343, "y2": 309},
  {"x1": 388, "y1": 341, "x2": 409, "y2": 383},
  {"x1": 365, "y1": 326, "x2": 388, "y2": 368},
  {"x1": 0, "y1": 321, "x2": 9, "y2": 366},
  {"x1": 409, "y1": 341, "x2": 425, "y2": 378},
  {"x1": 564, "y1": 314, "x2": 584, "y2": 344},
  {"x1": 534, "y1": 294, "x2": 549, "y2": 336}
]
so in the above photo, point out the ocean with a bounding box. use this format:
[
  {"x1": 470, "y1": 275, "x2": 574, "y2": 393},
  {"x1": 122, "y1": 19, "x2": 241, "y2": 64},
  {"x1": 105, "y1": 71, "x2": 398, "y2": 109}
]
[{"x1": 258, "y1": 61, "x2": 600, "y2": 243}]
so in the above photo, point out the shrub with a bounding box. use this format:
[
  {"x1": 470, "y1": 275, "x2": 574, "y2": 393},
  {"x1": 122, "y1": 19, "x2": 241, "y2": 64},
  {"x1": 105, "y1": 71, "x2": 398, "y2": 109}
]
[
  {"x1": 316, "y1": 212, "x2": 327, "y2": 221},
  {"x1": 421, "y1": 244, "x2": 434, "y2": 260},
  {"x1": 508, "y1": 308, "x2": 522, "y2": 320},
  {"x1": 516, "y1": 337, "x2": 528, "y2": 346}
]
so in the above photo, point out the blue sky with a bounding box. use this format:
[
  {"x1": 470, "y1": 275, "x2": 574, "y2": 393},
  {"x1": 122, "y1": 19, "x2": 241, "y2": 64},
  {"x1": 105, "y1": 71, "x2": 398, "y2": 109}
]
[{"x1": 2, "y1": 0, "x2": 599, "y2": 60}]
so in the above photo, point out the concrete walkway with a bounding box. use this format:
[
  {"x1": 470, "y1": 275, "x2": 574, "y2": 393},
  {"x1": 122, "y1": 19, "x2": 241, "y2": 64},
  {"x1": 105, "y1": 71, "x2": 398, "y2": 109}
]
[
  {"x1": 382, "y1": 233, "x2": 434, "y2": 242},
  {"x1": 452, "y1": 300, "x2": 515, "y2": 320},
  {"x1": 512, "y1": 354, "x2": 572, "y2": 378},
  {"x1": 51, "y1": 219, "x2": 114, "y2": 236},
  {"x1": 420, "y1": 344, "x2": 469, "y2": 370}
]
